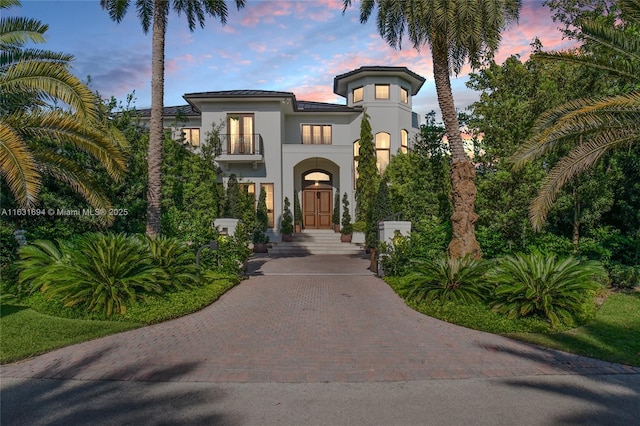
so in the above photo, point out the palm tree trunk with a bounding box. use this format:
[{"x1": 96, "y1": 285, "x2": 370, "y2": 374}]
[
  {"x1": 146, "y1": 0, "x2": 166, "y2": 238},
  {"x1": 431, "y1": 42, "x2": 481, "y2": 259}
]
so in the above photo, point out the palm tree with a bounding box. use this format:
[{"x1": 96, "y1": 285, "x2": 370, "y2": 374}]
[
  {"x1": 511, "y1": 0, "x2": 640, "y2": 231},
  {"x1": 343, "y1": 0, "x2": 521, "y2": 259},
  {"x1": 1, "y1": 0, "x2": 127, "y2": 219},
  {"x1": 100, "y1": 0, "x2": 246, "y2": 238}
]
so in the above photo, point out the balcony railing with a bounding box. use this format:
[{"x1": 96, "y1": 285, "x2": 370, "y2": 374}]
[{"x1": 213, "y1": 134, "x2": 263, "y2": 156}]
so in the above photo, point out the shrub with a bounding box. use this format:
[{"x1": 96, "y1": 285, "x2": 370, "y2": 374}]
[
  {"x1": 378, "y1": 217, "x2": 448, "y2": 277},
  {"x1": 18, "y1": 233, "x2": 166, "y2": 316},
  {"x1": 341, "y1": 193, "x2": 352, "y2": 234},
  {"x1": 489, "y1": 252, "x2": 606, "y2": 328},
  {"x1": 142, "y1": 235, "x2": 198, "y2": 289},
  {"x1": 607, "y1": 263, "x2": 640, "y2": 289},
  {"x1": 293, "y1": 192, "x2": 303, "y2": 226},
  {"x1": 280, "y1": 197, "x2": 294, "y2": 235},
  {"x1": 402, "y1": 254, "x2": 491, "y2": 304}
]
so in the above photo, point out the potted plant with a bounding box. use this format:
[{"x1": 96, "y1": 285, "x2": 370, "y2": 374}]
[
  {"x1": 332, "y1": 190, "x2": 340, "y2": 232},
  {"x1": 293, "y1": 192, "x2": 303, "y2": 233},
  {"x1": 280, "y1": 197, "x2": 294, "y2": 242},
  {"x1": 253, "y1": 188, "x2": 270, "y2": 253},
  {"x1": 340, "y1": 192, "x2": 353, "y2": 243}
]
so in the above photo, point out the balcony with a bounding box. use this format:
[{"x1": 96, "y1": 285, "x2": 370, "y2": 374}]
[{"x1": 213, "y1": 134, "x2": 264, "y2": 170}]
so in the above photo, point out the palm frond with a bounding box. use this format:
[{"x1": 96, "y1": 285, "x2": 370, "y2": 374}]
[
  {"x1": 0, "y1": 60, "x2": 99, "y2": 120},
  {"x1": 0, "y1": 48, "x2": 74, "y2": 69},
  {"x1": 33, "y1": 148, "x2": 115, "y2": 224},
  {"x1": 9, "y1": 110, "x2": 127, "y2": 180},
  {"x1": 0, "y1": 120, "x2": 40, "y2": 207},
  {"x1": 0, "y1": 16, "x2": 47, "y2": 48},
  {"x1": 511, "y1": 92, "x2": 640, "y2": 168},
  {"x1": 529, "y1": 130, "x2": 638, "y2": 230}
]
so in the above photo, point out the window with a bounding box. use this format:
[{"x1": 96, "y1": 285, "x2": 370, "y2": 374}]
[
  {"x1": 401, "y1": 87, "x2": 409, "y2": 103},
  {"x1": 401, "y1": 129, "x2": 408, "y2": 154},
  {"x1": 353, "y1": 140, "x2": 360, "y2": 189},
  {"x1": 375, "y1": 84, "x2": 390, "y2": 99},
  {"x1": 260, "y1": 183, "x2": 274, "y2": 228},
  {"x1": 375, "y1": 132, "x2": 390, "y2": 173},
  {"x1": 302, "y1": 125, "x2": 332, "y2": 144},
  {"x1": 181, "y1": 128, "x2": 200, "y2": 147},
  {"x1": 353, "y1": 86, "x2": 364, "y2": 103},
  {"x1": 228, "y1": 114, "x2": 254, "y2": 153}
]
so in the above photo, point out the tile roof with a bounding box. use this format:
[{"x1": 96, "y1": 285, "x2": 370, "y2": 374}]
[
  {"x1": 137, "y1": 105, "x2": 199, "y2": 117},
  {"x1": 184, "y1": 89, "x2": 295, "y2": 98}
]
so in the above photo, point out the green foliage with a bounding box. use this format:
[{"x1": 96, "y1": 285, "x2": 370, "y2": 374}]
[
  {"x1": 252, "y1": 187, "x2": 269, "y2": 244},
  {"x1": 384, "y1": 149, "x2": 450, "y2": 226},
  {"x1": 224, "y1": 174, "x2": 244, "y2": 219},
  {"x1": 340, "y1": 192, "x2": 352, "y2": 234},
  {"x1": 141, "y1": 235, "x2": 198, "y2": 289},
  {"x1": 332, "y1": 190, "x2": 340, "y2": 225},
  {"x1": 402, "y1": 254, "x2": 491, "y2": 304},
  {"x1": 606, "y1": 263, "x2": 640, "y2": 289},
  {"x1": 351, "y1": 221, "x2": 367, "y2": 233},
  {"x1": 280, "y1": 197, "x2": 293, "y2": 235},
  {"x1": 293, "y1": 191, "x2": 303, "y2": 226},
  {"x1": 18, "y1": 233, "x2": 166, "y2": 317},
  {"x1": 489, "y1": 252, "x2": 606, "y2": 327},
  {"x1": 355, "y1": 112, "x2": 379, "y2": 223},
  {"x1": 378, "y1": 216, "x2": 449, "y2": 277}
]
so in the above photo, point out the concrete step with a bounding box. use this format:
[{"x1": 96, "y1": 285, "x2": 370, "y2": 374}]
[{"x1": 269, "y1": 230, "x2": 364, "y2": 255}]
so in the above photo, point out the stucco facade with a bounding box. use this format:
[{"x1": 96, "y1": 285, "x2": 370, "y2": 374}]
[{"x1": 141, "y1": 66, "x2": 425, "y2": 241}]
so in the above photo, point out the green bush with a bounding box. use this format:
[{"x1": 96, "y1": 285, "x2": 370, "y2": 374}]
[
  {"x1": 18, "y1": 234, "x2": 166, "y2": 316},
  {"x1": 378, "y1": 217, "x2": 448, "y2": 276},
  {"x1": 489, "y1": 252, "x2": 606, "y2": 328},
  {"x1": 142, "y1": 235, "x2": 198, "y2": 289},
  {"x1": 607, "y1": 263, "x2": 640, "y2": 289},
  {"x1": 352, "y1": 221, "x2": 367, "y2": 233},
  {"x1": 280, "y1": 197, "x2": 294, "y2": 235},
  {"x1": 401, "y1": 254, "x2": 491, "y2": 304},
  {"x1": 341, "y1": 193, "x2": 352, "y2": 234}
]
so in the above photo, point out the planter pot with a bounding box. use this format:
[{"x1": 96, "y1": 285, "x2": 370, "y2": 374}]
[
  {"x1": 253, "y1": 243, "x2": 268, "y2": 253},
  {"x1": 333, "y1": 224, "x2": 340, "y2": 233},
  {"x1": 282, "y1": 234, "x2": 293, "y2": 242},
  {"x1": 369, "y1": 248, "x2": 378, "y2": 274},
  {"x1": 340, "y1": 233, "x2": 352, "y2": 243},
  {"x1": 294, "y1": 224, "x2": 301, "y2": 234}
]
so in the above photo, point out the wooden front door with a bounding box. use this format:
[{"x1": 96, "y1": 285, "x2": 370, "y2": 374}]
[{"x1": 303, "y1": 189, "x2": 332, "y2": 229}]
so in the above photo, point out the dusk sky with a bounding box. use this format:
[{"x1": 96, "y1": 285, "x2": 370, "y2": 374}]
[{"x1": 9, "y1": 0, "x2": 576, "y2": 121}]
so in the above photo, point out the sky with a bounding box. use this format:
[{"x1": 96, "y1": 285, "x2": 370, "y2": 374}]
[{"x1": 8, "y1": 0, "x2": 577, "y2": 121}]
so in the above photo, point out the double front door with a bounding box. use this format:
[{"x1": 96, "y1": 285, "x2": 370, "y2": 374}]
[{"x1": 303, "y1": 189, "x2": 332, "y2": 229}]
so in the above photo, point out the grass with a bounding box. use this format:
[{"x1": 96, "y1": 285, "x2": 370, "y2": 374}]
[
  {"x1": 386, "y1": 276, "x2": 640, "y2": 366},
  {"x1": 0, "y1": 272, "x2": 240, "y2": 364},
  {"x1": 509, "y1": 292, "x2": 640, "y2": 366}
]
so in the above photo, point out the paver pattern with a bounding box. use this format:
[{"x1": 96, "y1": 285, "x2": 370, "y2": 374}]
[{"x1": 2, "y1": 254, "x2": 638, "y2": 383}]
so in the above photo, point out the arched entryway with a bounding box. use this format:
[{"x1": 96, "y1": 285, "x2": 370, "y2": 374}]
[{"x1": 302, "y1": 170, "x2": 333, "y2": 229}]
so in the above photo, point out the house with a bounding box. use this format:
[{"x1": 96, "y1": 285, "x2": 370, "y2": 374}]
[{"x1": 139, "y1": 66, "x2": 426, "y2": 241}]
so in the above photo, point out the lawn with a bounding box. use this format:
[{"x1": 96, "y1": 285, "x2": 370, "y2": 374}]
[
  {"x1": 0, "y1": 273, "x2": 240, "y2": 364},
  {"x1": 385, "y1": 277, "x2": 640, "y2": 367},
  {"x1": 509, "y1": 292, "x2": 640, "y2": 366}
]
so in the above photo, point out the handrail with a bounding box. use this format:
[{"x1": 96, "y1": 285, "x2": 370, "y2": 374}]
[{"x1": 212, "y1": 134, "x2": 263, "y2": 156}]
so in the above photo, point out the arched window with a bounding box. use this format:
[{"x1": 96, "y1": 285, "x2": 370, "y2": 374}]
[
  {"x1": 401, "y1": 129, "x2": 408, "y2": 154},
  {"x1": 375, "y1": 132, "x2": 390, "y2": 173}
]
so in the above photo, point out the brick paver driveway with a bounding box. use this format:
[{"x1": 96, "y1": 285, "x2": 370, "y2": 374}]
[{"x1": 2, "y1": 254, "x2": 638, "y2": 383}]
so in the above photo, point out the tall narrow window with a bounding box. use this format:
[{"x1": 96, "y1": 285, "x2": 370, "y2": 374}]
[
  {"x1": 302, "y1": 125, "x2": 332, "y2": 144},
  {"x1": 401, "y1": 129, "x2": 408, "y2": 154},
  {"x1": 228, "y1": 114, "x2": 254, "y2": 154},
  {"x1": 353, "y1": 140, "x2": 360, "y2": 189},
  {"x1": 375, "y1": 84, "x2": 390, "y2": 99},
  {"x1": 375, "y1": 132, "x2": 390, "y2": 173},
  {"x1": 181, "y1": 128, "x2": 200, "y2": 147},
  {"x1": 400, "y1": 87, "x2": 409, "y2": 103},
  {"x1": 260, "y1": 183, "x2": 274, "y2": 228},
  {"x1": 353, "y1": 86, "x2": 364, "y2": 103}
]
